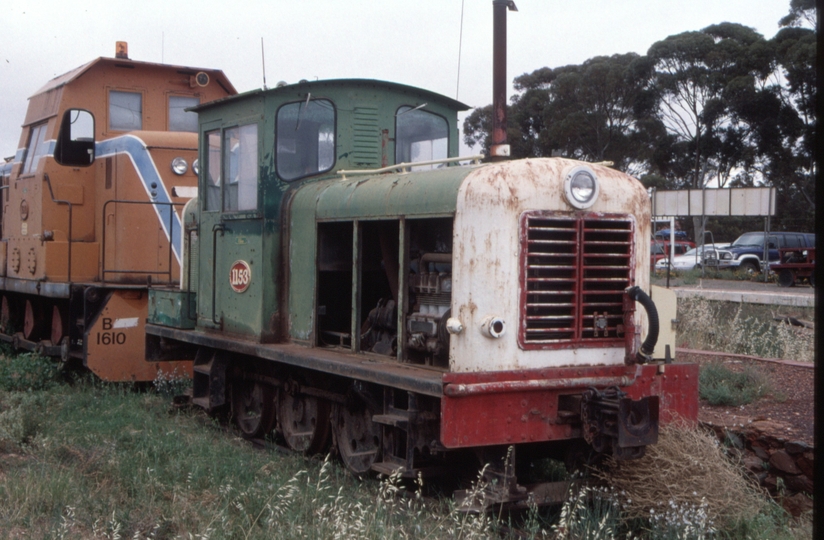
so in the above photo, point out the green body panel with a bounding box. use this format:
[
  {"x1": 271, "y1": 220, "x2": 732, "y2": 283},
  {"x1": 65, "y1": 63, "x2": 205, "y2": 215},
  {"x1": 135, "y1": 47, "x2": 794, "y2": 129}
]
[
  {"x1": 147, "y1": 289, "x2": 197, "y2": 329},
  {"x1": 287, "y1": 166, "x2": 476, "y2": 342},
  {"x1": 315, "y1": 167, "x2": 478, "y2": 219},
  {"x1": 188, "y1": 79, "x2": 469, "y2": 342}
]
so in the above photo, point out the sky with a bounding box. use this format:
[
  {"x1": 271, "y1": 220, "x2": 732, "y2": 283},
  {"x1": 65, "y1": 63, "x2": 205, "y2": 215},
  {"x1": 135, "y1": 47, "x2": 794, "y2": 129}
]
[{"x1": 0, "y1": 0, "x2": 792, "y2": 158}]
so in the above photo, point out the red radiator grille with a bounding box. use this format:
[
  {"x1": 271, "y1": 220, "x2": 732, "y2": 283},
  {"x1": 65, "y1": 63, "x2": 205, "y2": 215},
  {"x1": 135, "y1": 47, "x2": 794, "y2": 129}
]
[{"x1": 519, "y1": 213, "x2": 635, "y2": 349}]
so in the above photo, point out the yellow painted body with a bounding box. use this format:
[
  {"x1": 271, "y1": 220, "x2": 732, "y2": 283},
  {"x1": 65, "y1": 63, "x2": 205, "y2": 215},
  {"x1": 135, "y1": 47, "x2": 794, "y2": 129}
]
[
  {"x1": 0, "y1": 50, "x2": 235, "y2": 381},
  {"x1": 85, "y1": 290, "x2": 193, "y2": 381}
]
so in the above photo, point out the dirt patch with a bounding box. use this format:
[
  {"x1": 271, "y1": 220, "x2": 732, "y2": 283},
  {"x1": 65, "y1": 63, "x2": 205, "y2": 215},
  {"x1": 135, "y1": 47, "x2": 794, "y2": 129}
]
[{"x1": 680, "y1": 352, "x2": 814, "y2": 446}]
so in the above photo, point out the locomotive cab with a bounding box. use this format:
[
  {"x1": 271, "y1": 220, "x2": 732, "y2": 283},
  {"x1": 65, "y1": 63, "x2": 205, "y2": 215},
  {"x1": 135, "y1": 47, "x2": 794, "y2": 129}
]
[{"x1": 0, "y1": 46, "x2": 236, "y2": 381}]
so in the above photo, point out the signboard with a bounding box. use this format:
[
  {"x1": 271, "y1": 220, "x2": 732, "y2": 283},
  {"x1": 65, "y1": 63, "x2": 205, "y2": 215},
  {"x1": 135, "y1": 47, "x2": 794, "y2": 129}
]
[
  {"x1": 229, "y1": 260, "x2": 251, "y2": 293},
  {"x1": 651, "y1": 187, "x2": 776, "y2": 217}
]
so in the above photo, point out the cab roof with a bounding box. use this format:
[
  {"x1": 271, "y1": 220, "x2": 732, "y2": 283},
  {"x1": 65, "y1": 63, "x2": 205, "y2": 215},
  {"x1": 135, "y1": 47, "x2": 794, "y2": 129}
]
[
  {"x1": 30, "y1": 57, "x2": 237, "y2": 99},
  {"x1": 191, "y1": 78, "x2": 471, "y2": 113}
]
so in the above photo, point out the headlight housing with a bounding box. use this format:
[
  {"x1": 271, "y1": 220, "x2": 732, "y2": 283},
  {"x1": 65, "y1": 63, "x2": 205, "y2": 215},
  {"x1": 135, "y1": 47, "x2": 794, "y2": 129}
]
[
  {"x1": 192, "y1": 158, "x2": 200, "y2": 176},
  {"x1": 171, "y1": 157, "x2": 188, "y2": 175},
  {"x1": 564, "y1": 166, "x2": 600, "y2": 209}
]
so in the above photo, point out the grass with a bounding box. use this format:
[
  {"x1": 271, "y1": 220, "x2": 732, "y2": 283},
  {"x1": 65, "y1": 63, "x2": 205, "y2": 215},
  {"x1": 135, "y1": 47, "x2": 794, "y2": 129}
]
[
  {"x1": 698, "y1": 363, "x2": 770, "y2": 406},
  {"x1": 675, "y1": 297, "x2": 814, "y2": 363},
  {"x1": 0, "y1": 352, "x2": 811, "y2": 539}
]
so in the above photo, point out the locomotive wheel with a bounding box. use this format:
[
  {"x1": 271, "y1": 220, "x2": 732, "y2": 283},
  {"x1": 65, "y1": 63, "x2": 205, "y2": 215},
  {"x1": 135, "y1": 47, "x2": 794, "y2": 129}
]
[
  {"x1": 278, "y1": 390, "x2": 331, "y2": 454},
  {"x1": 23, "y1": 299, "x2": 48, "y2": 341},
  {"x1": 51, "y1": 304, "x2": 68, "y2": 344},
  {"x1": 777, "y1": 269, "x2": 795, "y2": 288},
  {"x1": 332, "y1": 397, "x2": 381, "y2": 476},
  {"x1": 231, "y1": 379, "x2": 277, "y2": 439}
]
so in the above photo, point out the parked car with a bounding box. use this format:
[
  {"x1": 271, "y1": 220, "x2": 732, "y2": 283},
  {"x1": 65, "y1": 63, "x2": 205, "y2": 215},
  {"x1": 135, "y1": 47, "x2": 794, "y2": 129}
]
[
  {"x1": 712, "y1": 231, "x2": 815, "y2": 274},
  {"x1": 654, "y1": 229, "x2": 688, "y2": 240},
  {"x1": 650, "y1": 239, "x2": 695, "y2": 269},
  {"x1": 655, "y1": 243, "x2": 731, "y2": 272}
]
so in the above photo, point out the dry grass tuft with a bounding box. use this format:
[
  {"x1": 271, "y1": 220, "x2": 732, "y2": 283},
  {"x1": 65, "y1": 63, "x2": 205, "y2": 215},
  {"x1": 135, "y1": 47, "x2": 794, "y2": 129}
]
[{"x1": 597, "y1": 423, "x2": 767, "y2": 528}]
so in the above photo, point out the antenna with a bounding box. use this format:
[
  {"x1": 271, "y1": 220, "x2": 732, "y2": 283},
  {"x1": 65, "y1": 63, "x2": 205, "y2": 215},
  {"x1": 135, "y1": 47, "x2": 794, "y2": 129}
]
[
  {"x1": 456, "y1": 0, "x2": 465, "y2": 100},
  {"x1": 261, "y1": 38, "x2": 268, "y2": 90},
  {"x1": 162, "y1": 32, "x2": 164, "y2": 64}
]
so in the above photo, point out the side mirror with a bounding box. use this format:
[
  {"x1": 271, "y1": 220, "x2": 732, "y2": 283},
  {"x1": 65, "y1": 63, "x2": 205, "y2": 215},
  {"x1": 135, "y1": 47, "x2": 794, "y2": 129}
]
[{"x1": 54, "y1": 109, "x2": 95, "y2": 166}]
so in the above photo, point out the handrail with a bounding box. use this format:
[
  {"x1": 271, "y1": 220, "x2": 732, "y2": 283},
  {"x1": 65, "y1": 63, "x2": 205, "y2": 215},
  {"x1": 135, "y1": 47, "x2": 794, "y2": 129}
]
[
  {"x1": 101, "y1": 199, "x2": 183, "y2": 284},
  {"x1": 43, "y1": 174, "x2": 73, "y2": 283},
  {"x1": 211, "y1": 222, "x2": 225, "y2": 327},
  {"x1": 336, "y1": 154, "x2": 485, "y2": 179}
]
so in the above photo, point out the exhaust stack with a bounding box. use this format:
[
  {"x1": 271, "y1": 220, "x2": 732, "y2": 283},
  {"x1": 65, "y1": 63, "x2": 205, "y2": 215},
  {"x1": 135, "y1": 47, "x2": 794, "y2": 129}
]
[{"x1": 490, "y1": 0, "x2": 517, "y2": 161}]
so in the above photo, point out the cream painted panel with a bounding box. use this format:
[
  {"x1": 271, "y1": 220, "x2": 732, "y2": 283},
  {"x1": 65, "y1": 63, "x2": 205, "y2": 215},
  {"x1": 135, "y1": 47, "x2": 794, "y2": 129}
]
[
  {"x1": 650, "y1": 285, "x2": 677, "y2": 361},
  {"x1": 449, "y1": 158, "x2": 651, "y2": 372}
]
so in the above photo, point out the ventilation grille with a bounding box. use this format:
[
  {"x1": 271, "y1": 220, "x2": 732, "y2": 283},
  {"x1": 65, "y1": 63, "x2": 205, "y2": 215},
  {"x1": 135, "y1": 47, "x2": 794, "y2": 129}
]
[
  {"x1": 520, "y1": 214, "x2": 634, "y2": 348},
  {"x1": 351, "y1": 106, "x2": 380, "y2": 167}
]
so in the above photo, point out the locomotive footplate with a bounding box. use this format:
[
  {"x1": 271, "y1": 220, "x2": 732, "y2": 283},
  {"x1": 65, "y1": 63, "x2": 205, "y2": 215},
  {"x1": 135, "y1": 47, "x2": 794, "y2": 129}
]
[{"x1": 581, "y1": 386, "x2": 659, "y2": 460}]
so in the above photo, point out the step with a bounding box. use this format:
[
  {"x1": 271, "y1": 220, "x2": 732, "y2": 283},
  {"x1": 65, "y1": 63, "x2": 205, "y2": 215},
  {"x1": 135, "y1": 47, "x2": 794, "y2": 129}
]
[
  {"x1": 193, "y1": 361, "x2": 213, "y2": 376},
  {"x1": 372, "y1": 413, "x2": 409, "y2": 428},
  {"x1": 192, "y1": 397, "x2": 211, "y2": 409}
]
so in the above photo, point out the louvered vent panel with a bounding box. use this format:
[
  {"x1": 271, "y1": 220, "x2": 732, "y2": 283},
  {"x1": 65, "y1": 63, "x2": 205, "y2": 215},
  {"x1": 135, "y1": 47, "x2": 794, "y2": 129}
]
[
  {"x1": 352, "y1": 106, "x2": 380, "y2": 167},
  {"x1": 521, "y1": 214, "x2": 634, "y2": 348},
  {"x1": 580, "y1": 219, "x2": 632, "y2": 340}
]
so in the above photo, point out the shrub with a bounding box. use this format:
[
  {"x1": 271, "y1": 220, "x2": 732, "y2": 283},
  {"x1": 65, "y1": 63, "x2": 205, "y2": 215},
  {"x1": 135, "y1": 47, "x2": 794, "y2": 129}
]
[
  {"x1": 0, "y1": 351, "x2": 61, "y2": 391},
  {"x1": 699, "y1": 363, "x2": 769, "y2": 406}
]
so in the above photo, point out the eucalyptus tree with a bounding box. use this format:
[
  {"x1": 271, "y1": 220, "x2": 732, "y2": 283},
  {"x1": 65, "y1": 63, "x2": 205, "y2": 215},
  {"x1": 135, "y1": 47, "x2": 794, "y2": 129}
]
[{"x1": 463, "y1": 53, "x2": 659, "y2": 176}]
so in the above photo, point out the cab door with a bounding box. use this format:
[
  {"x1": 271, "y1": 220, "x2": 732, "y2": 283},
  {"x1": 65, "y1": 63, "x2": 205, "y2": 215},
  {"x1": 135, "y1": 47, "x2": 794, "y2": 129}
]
[{"x1": 197, "y1": 120, "x2": 263, "y2": 337}]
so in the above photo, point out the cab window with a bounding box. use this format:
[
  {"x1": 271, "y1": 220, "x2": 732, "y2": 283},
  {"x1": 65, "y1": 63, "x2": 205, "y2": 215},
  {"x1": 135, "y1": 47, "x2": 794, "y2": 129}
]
[
  {"x1": 109, "y1": 90, "x2": 142, "y2": 131},
  {"x1": 395, "y1": 106, "x2": 448, "y2": 169},
  {"x1": 204, "y1": 130, "x2": 221, "y2": 212},
  {"x1": 276, "y1": 99, "x2": 335, "y2": 181},
  {"x1": 22, "y1": 122, "x2": 49, "y2": 175},
  {"x1": 223, "y1": 124, "x2": 258, "y2": 212},
  {"x1": 169, "y1": 96, "x2": 200, "y2": 132}
]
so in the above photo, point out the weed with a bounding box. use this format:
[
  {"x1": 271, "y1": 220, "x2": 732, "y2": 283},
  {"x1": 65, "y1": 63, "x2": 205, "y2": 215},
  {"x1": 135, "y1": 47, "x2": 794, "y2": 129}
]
[
  {"x1": 153, "y1": 367, "x2": 192, "y2": 398},
  {"x1": 699, "y1": 363, "x2": 769, "y2": 406},
  {"x1": 0, "y1": 351, "x2": 62, "y2": 391},
  {"x1": 677, "y1": 297, "x2": 814, "y2": 362},
  {"x1": 0, "y1": 392, "x2": 49, "y2": 444}
]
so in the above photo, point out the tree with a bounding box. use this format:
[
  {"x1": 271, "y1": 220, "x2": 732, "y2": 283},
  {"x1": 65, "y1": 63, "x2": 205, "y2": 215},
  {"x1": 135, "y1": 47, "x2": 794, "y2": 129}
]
[
  {"x1": 778, "y1": 0, "x2": 816, "y2": 30},
  {"x1": 463, "y1": 54, "x2": 660, "y2": 175}
]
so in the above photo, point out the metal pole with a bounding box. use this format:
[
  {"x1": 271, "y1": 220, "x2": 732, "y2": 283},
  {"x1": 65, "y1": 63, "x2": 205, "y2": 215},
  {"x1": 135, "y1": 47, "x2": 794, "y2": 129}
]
[{"x1": 490, "y1": 0, "x2": 516, "y2": 161}]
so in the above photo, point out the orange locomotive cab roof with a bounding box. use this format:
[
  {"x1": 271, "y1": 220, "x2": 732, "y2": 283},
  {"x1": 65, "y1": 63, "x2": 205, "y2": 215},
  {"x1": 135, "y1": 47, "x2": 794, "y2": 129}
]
[{"x1": 29, "y1": 56, "x2": 236, "y2": 99}]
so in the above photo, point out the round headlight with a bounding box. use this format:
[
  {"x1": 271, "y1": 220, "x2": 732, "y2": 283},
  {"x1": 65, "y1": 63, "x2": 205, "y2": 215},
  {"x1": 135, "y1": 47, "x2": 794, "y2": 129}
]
[
  {"x1": 171, "y1": 157, "x2": 188, "y2": 175},
  {"x1": 192, "y1": 159, "x2": 200, "y2": 176},
  {"x1": 564, "y1": 166, "x2": 599, "y2": 209}
]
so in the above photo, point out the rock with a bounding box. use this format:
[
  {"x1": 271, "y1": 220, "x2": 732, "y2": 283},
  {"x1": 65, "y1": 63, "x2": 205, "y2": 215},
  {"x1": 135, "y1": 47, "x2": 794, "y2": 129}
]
[
  {"x1": 781, "y1": 493, "x2": 813, "y2": 517},
  {"x1": 743, "y1": 454, "x2": 765, "y2": 472},
  {"x1": 725, "y1": 431, "x2": 743, "y2": 450},
  {"x1": 785, "y1": 441, "x2": 809, "y2": 455},
  {"x1": 769, "y1": 450, "x2": 801, "y2": 475},
  {"x1": 783, "y1": 474, "x2": 813, "y2": 494},
  {"x1": 751, "y1": 445, "x2": 770, "y2": 461},
  {"x1": 796, "y1": 455, "x2": 813, "y2": 478},
  {"x1": 750, "y1": 420, "x2": 787, "y2": 434}
]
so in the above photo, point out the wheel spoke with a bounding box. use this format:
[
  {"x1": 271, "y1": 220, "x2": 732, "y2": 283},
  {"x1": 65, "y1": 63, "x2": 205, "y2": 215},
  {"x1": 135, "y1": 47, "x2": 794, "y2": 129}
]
[
  {"x1": 332, "y1": 395, "x2": 381, "y2": 476},
  {"x1": 232, "y1": 380, "x2": 276, "y2": 438},
  {"x1": 278, "y1": 389, "x2": 331, "y2": 455}
]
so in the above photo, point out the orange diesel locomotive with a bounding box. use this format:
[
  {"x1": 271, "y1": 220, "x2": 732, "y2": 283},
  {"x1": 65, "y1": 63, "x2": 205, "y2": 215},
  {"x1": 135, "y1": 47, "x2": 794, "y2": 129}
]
[{"x1": 0, "y1": 43, "x2": 235, "y2": 381}]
